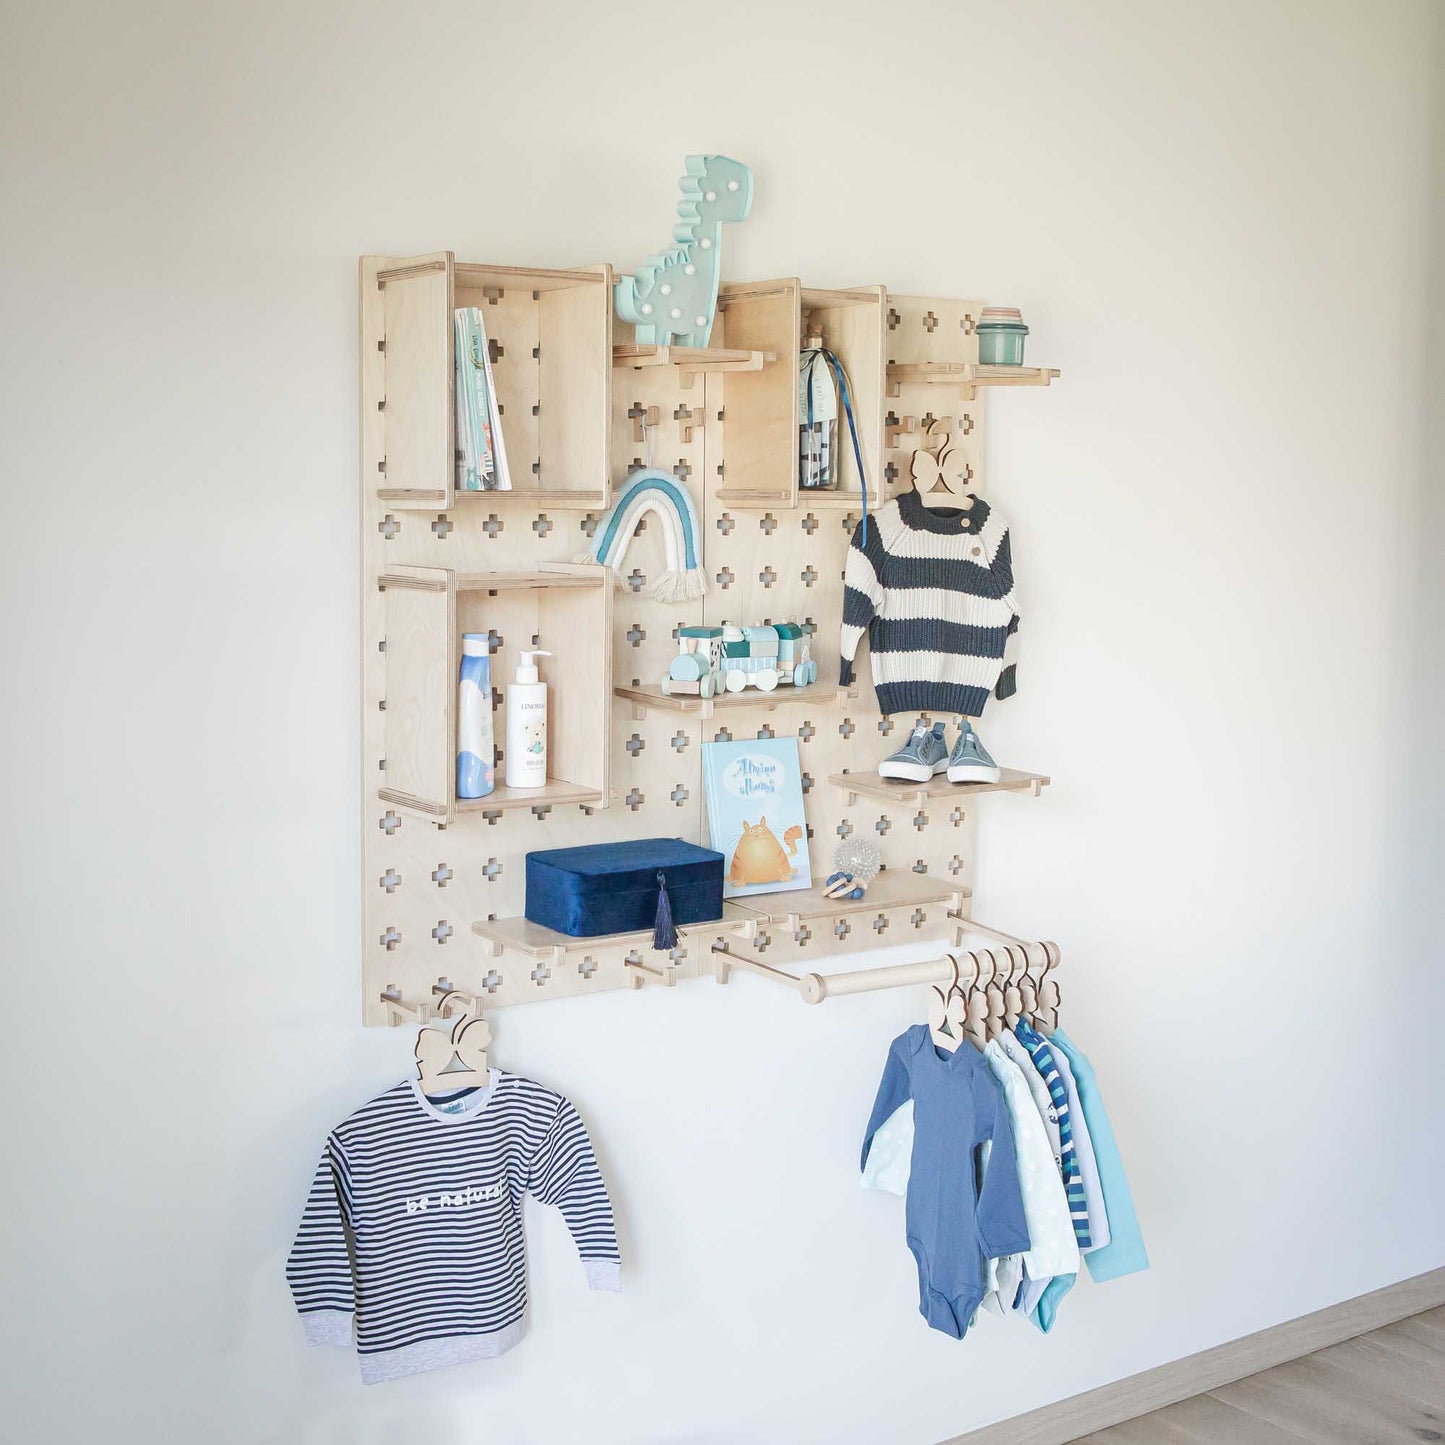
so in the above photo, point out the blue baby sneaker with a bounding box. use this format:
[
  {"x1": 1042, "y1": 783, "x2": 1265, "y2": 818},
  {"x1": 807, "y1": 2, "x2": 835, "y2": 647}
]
[
  {"x1": 879, "y1": 721, "x2": 949, "y2": 782},
  {"x1": 947, "y1": 720, "x2": 1001, "y2": 784}
]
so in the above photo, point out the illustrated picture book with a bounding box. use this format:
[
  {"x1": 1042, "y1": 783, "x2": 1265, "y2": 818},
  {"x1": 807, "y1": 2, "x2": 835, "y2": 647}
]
[{"x1": 702, "y1": 736, "x2": 812, "y2": 899}]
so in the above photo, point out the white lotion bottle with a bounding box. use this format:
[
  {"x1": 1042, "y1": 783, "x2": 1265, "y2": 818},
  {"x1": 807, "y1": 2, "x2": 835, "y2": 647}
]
[{"x1": 504, "y1": 650, "x2": 551, "y2": 789}]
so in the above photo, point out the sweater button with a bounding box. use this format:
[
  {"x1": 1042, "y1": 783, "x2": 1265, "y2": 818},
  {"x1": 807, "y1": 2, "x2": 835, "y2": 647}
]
[{"x1": 971, "y1": 546, "x2": 981, "y2": 556}]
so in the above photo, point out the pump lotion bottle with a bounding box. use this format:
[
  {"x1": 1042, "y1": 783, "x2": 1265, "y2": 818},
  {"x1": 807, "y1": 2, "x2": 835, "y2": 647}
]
[{"x1": 504, "y1": 650, "x2": 551, "y2": 789}]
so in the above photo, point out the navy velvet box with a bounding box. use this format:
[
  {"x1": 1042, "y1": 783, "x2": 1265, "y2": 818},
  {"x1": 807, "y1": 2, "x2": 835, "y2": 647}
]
[{"x1": 525, "y1": 837, "x2": 725, "y2": 939}]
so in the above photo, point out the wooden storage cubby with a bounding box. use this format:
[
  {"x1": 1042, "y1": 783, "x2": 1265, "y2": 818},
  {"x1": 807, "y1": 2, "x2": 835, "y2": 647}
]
[
  {"x1": 376, "y1": 563, "x2": 611, "y2": 824},
  {"x1": 363, "y1": 254, "x2": 612, "y2": 512}
]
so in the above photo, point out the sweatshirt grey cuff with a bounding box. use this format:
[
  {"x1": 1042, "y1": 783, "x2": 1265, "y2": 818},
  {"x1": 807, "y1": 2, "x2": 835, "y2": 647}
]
[
  {"x1": 584, "y1": 1258, "x2": 621, "y2": 1293},
  {"x1": 301, "y1": 1309, "x2": 354, "y2": 1347}
]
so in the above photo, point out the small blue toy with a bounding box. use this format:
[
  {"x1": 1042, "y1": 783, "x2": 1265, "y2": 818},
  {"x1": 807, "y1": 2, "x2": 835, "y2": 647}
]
[
  {"x1": 615, "y1": 155, "x2": 754, "y2": 347},
  {"x1": 824, "y1": 838, "x2": 881, "y2": 901},
  {"x1": 663, "y1": 626, "x2": 725, "y2": 699}
]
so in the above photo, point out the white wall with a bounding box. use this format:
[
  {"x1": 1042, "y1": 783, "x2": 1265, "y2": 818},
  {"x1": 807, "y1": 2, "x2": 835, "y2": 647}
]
[{"x1": 2, "y1": 2, "x2": 1441, "y2": 1441}]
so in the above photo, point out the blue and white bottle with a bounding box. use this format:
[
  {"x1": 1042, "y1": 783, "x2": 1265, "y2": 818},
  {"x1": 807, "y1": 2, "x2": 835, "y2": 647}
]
[{"x1": 457, "y1": 634, "x2": 495, "y2": 799}]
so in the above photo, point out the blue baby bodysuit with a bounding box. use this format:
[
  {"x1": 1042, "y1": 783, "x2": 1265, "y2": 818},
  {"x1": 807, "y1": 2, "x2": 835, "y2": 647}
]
[{"x1": 862, "y1": 1026, "x2": 1031, "y2": 1339}]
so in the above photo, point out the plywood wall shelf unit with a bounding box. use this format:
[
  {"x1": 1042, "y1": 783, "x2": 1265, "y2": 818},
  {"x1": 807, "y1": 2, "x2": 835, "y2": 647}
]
[
  {"x1": 362, "y1": 253, "x2": 1058, "y2": 1023},
  {"x1": 827, "y1": 767, "x2": 1052, "y2": 806}
]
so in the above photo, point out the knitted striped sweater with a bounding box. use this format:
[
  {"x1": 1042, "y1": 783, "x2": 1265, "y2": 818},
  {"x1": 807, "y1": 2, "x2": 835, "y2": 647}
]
[
  {"x1": 840, "y1": 490, "x2": 1020, "y2": 718},
  {"x1": 286, "y1": 1071, "x2": 619, "y2": 1383}
]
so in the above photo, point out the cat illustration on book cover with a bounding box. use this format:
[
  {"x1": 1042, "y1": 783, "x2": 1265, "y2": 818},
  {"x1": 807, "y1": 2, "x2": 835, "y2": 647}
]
[
  {"x1": 728, "y1": 818, "x2": 804, "y2": 887},
  {"x1": 702, "y1": 737, "x2": 813, "y2": 899}
]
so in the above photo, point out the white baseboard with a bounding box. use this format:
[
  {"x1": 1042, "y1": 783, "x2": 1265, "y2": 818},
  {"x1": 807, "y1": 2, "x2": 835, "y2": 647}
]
[{"x1": 941, "y1": 1265, "x2": 1445, "y2": 1445}]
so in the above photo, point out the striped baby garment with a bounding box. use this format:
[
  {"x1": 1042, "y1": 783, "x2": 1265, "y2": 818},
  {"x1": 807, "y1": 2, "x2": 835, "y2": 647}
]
[
  {"x1": 286, "y1": 1070, "x2": 620, "y2": 1384},
  {"x1": 839, "y1": 489, "x2": 1019, "y2": 718},
  {"x1": 1014, "y1": 1021, "x2": 1092, "y2": 1250}
]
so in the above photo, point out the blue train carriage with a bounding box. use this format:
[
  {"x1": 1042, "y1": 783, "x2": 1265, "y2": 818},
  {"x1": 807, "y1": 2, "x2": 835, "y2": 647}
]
[
  {"x1": 662, "y1": 626, "x2": 725, "y2": 698},
  {"x1": 719, "y1": 623, "x2": 818, "y2": 693}
]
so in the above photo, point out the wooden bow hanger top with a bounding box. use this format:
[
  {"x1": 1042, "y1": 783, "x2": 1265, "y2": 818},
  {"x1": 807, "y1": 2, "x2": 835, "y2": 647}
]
[{"x1": 415, "y1": 990, "x2": 493, "y2": 1096}]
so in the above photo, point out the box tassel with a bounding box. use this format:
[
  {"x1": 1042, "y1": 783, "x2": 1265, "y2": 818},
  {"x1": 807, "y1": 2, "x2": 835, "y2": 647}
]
[{"x1": 652, "y1": 870, "x2": 678, "y2": 951}]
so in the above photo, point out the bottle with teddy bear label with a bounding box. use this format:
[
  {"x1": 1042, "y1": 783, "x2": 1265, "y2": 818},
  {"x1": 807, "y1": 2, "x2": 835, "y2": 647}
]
[{"x1": 504, "y1": 650, "x2": 551, "y2": 789}]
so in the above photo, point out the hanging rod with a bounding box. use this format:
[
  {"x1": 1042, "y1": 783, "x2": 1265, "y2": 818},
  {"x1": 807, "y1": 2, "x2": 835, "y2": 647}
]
[{"x1": 711, "y1": 930, "x2": 1058, "y2": 1005}]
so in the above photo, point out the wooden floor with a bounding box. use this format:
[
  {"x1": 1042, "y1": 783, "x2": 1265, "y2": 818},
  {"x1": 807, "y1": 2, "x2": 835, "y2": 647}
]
[{"x1": 1073, "y1": 1305, "x2": 1445, "y2": 1444}]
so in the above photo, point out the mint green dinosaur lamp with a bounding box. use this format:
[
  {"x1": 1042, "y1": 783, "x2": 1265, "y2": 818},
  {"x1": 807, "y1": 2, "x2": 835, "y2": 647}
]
[{"x1": 615, "y1": 155, "x2": 754, "y2": 348}]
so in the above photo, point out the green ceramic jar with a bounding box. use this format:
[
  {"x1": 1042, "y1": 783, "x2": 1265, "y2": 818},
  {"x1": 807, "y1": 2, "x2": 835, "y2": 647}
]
[{"x1": 976, "y1": 306, "x2": 1029, "y2": 366}]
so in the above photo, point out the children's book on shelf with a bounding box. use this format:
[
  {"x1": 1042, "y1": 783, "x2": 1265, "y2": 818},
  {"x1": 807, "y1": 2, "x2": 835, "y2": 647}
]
[
  {"x1": 454, "y1": 308, "x2": 512, "y2": 491},
  {"x1": 702, "y1": 737, "x2": 812, "y2": 899}
]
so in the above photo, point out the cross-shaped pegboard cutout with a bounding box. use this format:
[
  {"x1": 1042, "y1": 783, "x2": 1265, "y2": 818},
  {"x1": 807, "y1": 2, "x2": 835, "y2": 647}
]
[
  {"x1": 531, "y1": 804, "x2": 552, "y2": 820},
  {"x1": 716, "y1": 512, "x2": 735, "y2": 535},
  {"x1": 581, "y1": 512, "x2": 600, "y2": 538},
  {"x1": 432, "y1": 920, "x2": 452, "y2": 944},
  {"x1": 530, "y1": 962, "x2": 550, "y2": 986},
  {"x1": 626, "y1": 624, "x2": 646, "y2": 647},
  {"x1": 754, "y1": 931, "x2": 772, "y2": 955},
  {"x1": 380, "y1": 926, "x2": 401, "y2": 950},
  {"x1": 911, "y1": 908, "x2": 928, "y2": 929},
  {"x1": 913, "y1": 859, "x2": 929, "y2": 874},
  {"x1": 434, "y1": 975, "x2": 454, "y2": 994},
  {"x1": 488, "y1": 338, "x2": 503, "y2": 363},
  {"x1": 482, "y1": 858, "x2": 502, "y2": 881},
  {"x1": 878, "y1": 717, "x2": 894, "y2": 736},
  {"x1": 948, "y1": 855, "x2": 964, "y2": 875},
  {"x1": 379, "y1": 869, "x2": 401, "y2": 893},
  {"x1": 482, "y1": 809, "x2": 503, "y2": 826},
  {"x1": 668, "y1": 945, "x2": 688, "y2": 964},
  {"x1": 913, "y1": 811, "x2": 928, "y2": 832},
  {"x1": 378, "y1": 514, "x2": 400, "y2": 539},
  {"x1": 884, "y1": 462, "x2": 898, "y2": 483},
  {"x1": 876, "y1": 815, "x2": 891, "y2": 835},
  {"x1": 626, "y1": 568, "x2": 646, "y2": 593},
  {"x1": 673, "y1": 403, "x2": 696, "y2": 442},
  {"x1": 887, "y1": 307, "x2": 900, "y2": 331},
  {"x1": 834, "y1": 918, "x2": 851, "y2": 940},
  {"x1": 801, "y1": 513, "x2": 819, "y2": 535},
  {"x1": 949, "y1": 806, "x2": 966, "y2": 827},
  {"x1": 801, "y1": 566, "x2": 818, "y2": 587},
  {"x1": 793, "y1": 923, "x2": 812, "y2": 946},
  {"x1": 759, "y1": 513, "x2": 778, "y2": 535},
  {"x1": 716, "y1": 566, "x2": 734, "y2": 589},
  {"x1": 671, "y1": 731, "x2": 689, "y2": 752},
  {"x1": 379, "y1": 811, "x2": 401, "y2": 835},
  {"x1": 759, "y1": 566, "x2": 776, "y2": 588},
  {"x1": 625, "y1": 733, "x2": 645, "y2": 758},
  {"x1": 798, "y1": 720, "x2": 815, "y2": 742},
  {"x1": 838, "y1": 718, "x2": 855, "y2": 739},
  {"x1": 578, "y1": 956, "x2": 599, "y2": 980},
  {"x1": 922, "y1": 310, "x2": 939, "y2": 333},
  {"x1": 482, "y1": 969, "x2": 503, "y2": 993},
  {"x1": 873, "y1": 914, "x2": 890, "y2": 934},
  {"x1": 625, "y1": 788, "x2": 644, "y2": 811},
  {"x1": 961, "y1": 313, "x2": 976, "y2": 335},
  {"x1": 670, "y1": 784, "x2": 688, "y2": 806},
  {"x1": 432, "y1": 514, "x2": 453, "y2": 539},
  {"x1": 713, "y1": 727, "x2": 732, "y2": 743},
  {"x1": 532, "y1": 514, "x2": 553, "y2": 538},
  {"x1": 841, "y1": 514, "x2": 856, "y2": 533},
  {"x1": 756, "y1": 724, "x2": 775, "y2": 740},
  {"x1": 431, "y1": 863, "x2": 452, "y2": 886},
  {"x1": 837, "y1": 819, "x2": 853, "y2": 839},
  {"x1": 801, "y1": 772, "x2": 813, "y2": 794},
  {"x1": 673, "y1": 459, "x2": 692, "y2": 483},
  {"x1": 485, "y1": 629, "x2": 503, "y2": 653},
  {"x1": 482, "y1": 514, "x2": 503, "y2": 538}
]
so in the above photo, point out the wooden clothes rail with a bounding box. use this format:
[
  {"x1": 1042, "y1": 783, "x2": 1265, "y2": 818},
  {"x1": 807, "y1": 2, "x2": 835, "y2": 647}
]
[{"x1": 712, "y1": 915, "x2": 1058, "y2": 1005}]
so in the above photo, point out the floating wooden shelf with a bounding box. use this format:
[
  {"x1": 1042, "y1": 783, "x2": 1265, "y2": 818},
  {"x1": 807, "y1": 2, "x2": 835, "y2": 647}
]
[
  {"x1": 613, "y1": 343, "x2": 774, "y2": 389},
  {"x1": 379, "y1": 567, "x2": 605, "y2": 594},
  {"x1": 885, "y1": 362, "x2": 1060, "y2": 400},
  {"x1": 446, "y1": 488, "x2": 609, "y2": 509},
  {"x1": 451, "y1": 777, "x2": 605, "y2": 814},
  {"x1": 614, "y1": 682, "x2": 855, "y2": 719},
  {"x1": 471, "y1": 905, "x2": 759, "y2": 963},
  {"x1": 827, "y1": 766, "x2": 1051, "y2": 806},
  {"x1": 793, "y1": 490, "x2": 879, "y2": 509},
  {"x1": 729, "y1": 869, "x2": 970, "y2": 929}
]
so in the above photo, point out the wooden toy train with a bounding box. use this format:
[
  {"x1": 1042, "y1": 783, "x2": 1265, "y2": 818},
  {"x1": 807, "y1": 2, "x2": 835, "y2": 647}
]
[{"x1": 662, "y1": 623, "x2": 819, "y2": 698}]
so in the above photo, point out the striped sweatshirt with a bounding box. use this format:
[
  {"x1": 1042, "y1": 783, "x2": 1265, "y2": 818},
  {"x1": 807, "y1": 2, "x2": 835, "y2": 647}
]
[
  {"x1": 840, "y1": 490, "x2": 1019, "y2": 718},
  {"x1": 286, "y1": 1071, "x2": 620, "y2": 1384}
]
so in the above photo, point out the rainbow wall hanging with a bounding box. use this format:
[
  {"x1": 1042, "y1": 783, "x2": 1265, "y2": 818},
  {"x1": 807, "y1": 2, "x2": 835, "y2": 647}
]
[{"x1": 576, "y1": 469, "x2": 708, "y2": 603}]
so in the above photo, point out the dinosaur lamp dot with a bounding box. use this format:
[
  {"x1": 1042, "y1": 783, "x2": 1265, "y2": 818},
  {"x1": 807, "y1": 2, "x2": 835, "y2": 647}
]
[{"x1": 614, "y1": 155, "x2": 754, "y2": 348}]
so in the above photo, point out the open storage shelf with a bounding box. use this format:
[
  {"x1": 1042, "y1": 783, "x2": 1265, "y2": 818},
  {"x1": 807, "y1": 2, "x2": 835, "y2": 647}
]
[
  {"x1": 614, "y1": 682, "x2": 853, "y2": 719},
  {"x1": 366, "y1": 253, "x2": 612, "y2": 512},
  {"x1": 377, "y1": 564, "x2": 611, "y2": 823},
  {"x1": 827, "y1": 767, "x2": 1051, "y2": 806},
  {"x1": 472, "y1": 905, "x2": 759, "y2": 962},
  {"x1": 729, "y1": 869, "x2": 970, "y2": 929},
  {"x1": 613, "y1": 344, "x2": 774, "y2": 387},
  {"x1": 885, "y1": 362, "x2": 1060, "y2": 400}
]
